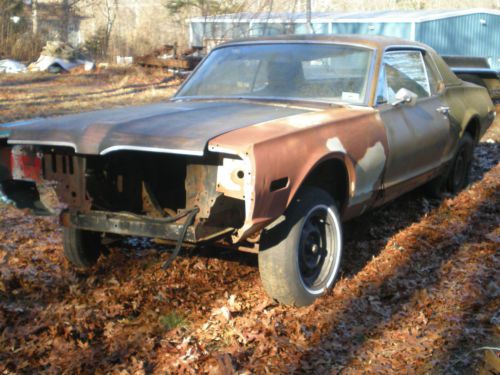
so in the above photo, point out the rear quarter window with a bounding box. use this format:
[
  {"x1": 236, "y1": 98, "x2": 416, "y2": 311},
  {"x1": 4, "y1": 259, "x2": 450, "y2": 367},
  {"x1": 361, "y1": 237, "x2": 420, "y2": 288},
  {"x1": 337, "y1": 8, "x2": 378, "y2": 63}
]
[{"x1": 430, "y1": 51, "x2": 462, "y2": 86}]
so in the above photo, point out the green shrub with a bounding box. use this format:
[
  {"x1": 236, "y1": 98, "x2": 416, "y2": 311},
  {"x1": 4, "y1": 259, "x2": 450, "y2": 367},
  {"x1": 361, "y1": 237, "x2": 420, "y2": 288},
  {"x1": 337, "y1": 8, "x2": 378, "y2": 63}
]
[{"x1": 159, "y1": 311, "x2": 187, "y2": 330}]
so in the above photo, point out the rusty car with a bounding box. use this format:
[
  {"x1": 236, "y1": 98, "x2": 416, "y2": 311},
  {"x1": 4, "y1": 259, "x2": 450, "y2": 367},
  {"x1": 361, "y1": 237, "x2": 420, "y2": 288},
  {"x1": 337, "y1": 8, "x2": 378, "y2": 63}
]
[{"x1": 0, "y1": 35, "x2": 496, "y2": 306}]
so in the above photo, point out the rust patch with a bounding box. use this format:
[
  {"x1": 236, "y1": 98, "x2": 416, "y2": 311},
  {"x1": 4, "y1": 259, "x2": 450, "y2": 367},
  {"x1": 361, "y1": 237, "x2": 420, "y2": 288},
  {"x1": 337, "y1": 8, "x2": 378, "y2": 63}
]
[
  {"x1": 185, "y1": 164, "x2": 220, "y2": 220},
  {"x1": 43, "y1": 153, "x2": 92, "y2": 212},
  {"x1": 209, "y1": 106, "x2": 388, "y2": 241}
]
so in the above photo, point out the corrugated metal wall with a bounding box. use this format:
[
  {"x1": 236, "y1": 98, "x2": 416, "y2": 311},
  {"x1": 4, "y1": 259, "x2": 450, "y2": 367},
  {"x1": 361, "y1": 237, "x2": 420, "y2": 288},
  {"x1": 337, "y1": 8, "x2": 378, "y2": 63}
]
[
  {"x1": 190, "y1": 12, "x2": 500, "y2": 68},
  {"x1": 294, "y1": 23, "x2": 329, "y2": 34},
  {"x1": 416, "y1": 13, "x2": 500, "y2": 69},
  {"x1": 330, "y1": 22, "x2": 411, "y2": 39}
]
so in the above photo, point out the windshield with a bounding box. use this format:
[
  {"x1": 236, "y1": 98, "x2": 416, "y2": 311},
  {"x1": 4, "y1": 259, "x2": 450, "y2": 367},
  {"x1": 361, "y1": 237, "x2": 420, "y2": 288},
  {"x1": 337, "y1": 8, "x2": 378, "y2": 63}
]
[{"x1": 175, "y1": 43, "x2": 374, "y2": 105}]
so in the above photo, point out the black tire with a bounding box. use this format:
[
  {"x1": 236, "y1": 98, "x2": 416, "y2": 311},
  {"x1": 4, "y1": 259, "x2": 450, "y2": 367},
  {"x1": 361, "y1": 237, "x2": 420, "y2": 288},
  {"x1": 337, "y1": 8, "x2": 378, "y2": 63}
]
[
  {"x1": 447, "y1": 133, "x2": 474, "y2": 193},
  {"x1": 63, "y1": 228, "x2": 102, "y2": 267},
  {"x1": 424, "y1": 132, "x2": 475, "y2": 197},
  {"x1": 423, "y1": 173, "x2": 447, "y2": 198},
  {"x1": 258, "y1": 187, "x2": 343, "y2": 306}
]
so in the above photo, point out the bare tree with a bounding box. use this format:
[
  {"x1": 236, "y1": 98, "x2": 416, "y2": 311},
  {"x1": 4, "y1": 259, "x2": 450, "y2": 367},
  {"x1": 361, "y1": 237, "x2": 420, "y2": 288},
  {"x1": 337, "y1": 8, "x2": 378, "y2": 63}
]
[
  {"x1": 166, "y1": 0, "x2": 247, "y2": 18},
  {"x1": 0, "y1": 0, "x2": 43, "y2": 61},
  {"x1": 32, "y1": 0, "x2": 38, "y2": 35},
  {"x1": 0, "y1": 0, "x2": 24, "y2": 54},
  {"x1": 101, "y1": 0, "x2": 119, "y2": 56},
  {"x1": 166, "y1": 0, "x2": 248, "y2": 48}
]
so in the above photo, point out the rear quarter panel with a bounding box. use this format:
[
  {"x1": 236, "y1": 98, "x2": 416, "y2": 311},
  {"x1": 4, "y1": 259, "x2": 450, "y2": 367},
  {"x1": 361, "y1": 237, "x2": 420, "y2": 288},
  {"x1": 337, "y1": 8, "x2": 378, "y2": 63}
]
[{"x1": 445, "y1": 82, "x2": 495, "y2": 150}]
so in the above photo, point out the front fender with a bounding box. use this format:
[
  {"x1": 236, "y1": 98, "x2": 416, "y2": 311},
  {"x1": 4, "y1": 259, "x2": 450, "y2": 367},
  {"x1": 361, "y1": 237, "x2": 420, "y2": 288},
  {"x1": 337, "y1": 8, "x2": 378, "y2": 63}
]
[{"x1": 209, "y1": 107, "x2": 389, "y2": 242}]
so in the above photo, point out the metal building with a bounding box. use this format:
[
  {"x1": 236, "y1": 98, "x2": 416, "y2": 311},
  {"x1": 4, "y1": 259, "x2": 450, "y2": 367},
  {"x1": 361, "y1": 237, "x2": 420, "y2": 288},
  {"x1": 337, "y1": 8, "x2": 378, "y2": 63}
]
[{"x1": 189, "y1": 9, "x2": 500, "y2": 69}]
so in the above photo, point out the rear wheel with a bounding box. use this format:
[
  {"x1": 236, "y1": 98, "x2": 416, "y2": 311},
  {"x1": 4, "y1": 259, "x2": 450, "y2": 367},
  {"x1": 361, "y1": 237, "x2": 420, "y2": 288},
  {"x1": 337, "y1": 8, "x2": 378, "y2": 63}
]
[
  {"x1": 425, "y1": 133, "x2": 474, "y2": 197},
  {"x1": 447, "y1": 133, "x2": 474, "y2": 193},
  {"x1": 63, "y1": 228, "x2": 102, "y2": 267},
  {"x1": 259, "y1": 187, "x2": 343, "y2": 306}
]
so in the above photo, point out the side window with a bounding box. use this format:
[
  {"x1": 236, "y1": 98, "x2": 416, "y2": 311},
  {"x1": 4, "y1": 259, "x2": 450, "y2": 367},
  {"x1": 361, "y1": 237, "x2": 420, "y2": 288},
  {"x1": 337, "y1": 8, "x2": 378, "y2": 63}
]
[{"x1": 379, "y1": 50, "x2": 432, "y2": 104}]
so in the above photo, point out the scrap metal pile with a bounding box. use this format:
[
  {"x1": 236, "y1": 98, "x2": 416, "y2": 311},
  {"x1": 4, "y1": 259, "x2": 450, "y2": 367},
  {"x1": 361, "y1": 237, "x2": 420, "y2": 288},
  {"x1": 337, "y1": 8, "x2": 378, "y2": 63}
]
[
  {"x1": 135, "y1": 44, "x2": 204, "y2": 72},
  {"x1": 29, "y1": 41, "x2": 95, "y2": 73},
  {"x1": 0, "y1": 41, "x2": 94, "y2": 74}
]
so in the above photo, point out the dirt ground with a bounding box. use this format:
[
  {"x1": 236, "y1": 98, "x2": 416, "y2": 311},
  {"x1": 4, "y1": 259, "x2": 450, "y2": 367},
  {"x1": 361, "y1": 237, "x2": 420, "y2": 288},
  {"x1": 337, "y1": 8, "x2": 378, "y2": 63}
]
[{"x1": 0, "y1": 71, "x2": 499, "y2": 374}]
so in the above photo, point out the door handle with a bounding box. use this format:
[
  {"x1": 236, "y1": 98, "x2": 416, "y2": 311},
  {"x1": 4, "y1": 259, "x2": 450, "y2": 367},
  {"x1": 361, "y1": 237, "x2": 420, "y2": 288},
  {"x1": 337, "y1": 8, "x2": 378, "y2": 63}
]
[{"x1": 436, "y1": 106, "x2": 450, "y2": 115}]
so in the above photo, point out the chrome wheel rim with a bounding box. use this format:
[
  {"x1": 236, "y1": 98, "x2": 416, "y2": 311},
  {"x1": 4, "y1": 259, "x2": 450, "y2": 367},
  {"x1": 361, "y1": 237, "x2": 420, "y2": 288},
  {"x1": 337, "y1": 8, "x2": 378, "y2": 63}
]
[{"x1": 297, "y1": 205, "x2": 341, "y2": 295}]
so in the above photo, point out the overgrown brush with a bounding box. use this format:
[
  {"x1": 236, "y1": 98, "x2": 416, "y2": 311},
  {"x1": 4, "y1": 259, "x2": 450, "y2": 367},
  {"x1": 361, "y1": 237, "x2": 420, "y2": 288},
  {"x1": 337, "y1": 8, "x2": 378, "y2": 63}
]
[{"x1": 3, "y1": 32, "x2": 45, "y2": 62}]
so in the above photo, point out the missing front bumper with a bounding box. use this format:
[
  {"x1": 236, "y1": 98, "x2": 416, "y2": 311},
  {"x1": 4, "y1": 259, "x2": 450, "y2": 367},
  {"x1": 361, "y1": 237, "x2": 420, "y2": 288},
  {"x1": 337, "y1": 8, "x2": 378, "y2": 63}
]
[{"x1": 61, "y1": 210, "x2": 234, "y2": 243}]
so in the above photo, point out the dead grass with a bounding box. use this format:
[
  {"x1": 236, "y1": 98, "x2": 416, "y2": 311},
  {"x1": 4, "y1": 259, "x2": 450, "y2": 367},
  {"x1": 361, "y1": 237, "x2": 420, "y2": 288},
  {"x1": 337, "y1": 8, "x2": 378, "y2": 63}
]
[{"x1": 0, "y1": 67, "x2": 182, "y2": 124}]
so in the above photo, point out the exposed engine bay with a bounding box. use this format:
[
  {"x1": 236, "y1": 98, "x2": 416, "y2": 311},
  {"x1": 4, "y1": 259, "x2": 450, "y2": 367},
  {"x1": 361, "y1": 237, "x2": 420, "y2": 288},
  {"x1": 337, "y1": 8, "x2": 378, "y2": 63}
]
[{"x1": 0, "y1": 143, "x2": 246, "y2": 245}]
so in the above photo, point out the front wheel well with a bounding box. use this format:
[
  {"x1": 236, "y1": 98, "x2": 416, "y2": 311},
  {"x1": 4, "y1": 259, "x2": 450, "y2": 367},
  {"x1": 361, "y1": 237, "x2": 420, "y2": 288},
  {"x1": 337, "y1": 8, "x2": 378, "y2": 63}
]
[
  {"x1": 300, "y1": 158, "x2": 349, "y2": 213},
  {"x1": 464, "y1": 117, "x2": 481, "y2": 144}
]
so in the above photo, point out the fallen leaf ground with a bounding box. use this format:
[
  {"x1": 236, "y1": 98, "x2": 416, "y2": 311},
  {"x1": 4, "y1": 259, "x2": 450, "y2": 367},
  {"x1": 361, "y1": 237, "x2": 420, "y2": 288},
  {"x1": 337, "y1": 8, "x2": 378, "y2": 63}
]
[{"x1": 0, "y1": 71, "x2": 499, "y2": 374}]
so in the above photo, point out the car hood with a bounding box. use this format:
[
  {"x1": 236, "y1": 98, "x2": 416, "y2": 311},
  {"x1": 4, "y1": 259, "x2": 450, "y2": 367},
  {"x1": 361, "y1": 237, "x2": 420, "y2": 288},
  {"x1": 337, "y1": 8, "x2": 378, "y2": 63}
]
[{"x1": 4, "y1": 101, "x2": 313, "y2": 156}]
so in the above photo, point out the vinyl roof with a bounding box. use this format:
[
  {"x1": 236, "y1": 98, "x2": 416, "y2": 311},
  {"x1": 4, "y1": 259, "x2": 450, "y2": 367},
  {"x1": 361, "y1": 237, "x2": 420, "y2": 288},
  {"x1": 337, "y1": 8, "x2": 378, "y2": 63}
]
[{"x1": 191, "y1": 8, "x2": 500, "y2": 23}]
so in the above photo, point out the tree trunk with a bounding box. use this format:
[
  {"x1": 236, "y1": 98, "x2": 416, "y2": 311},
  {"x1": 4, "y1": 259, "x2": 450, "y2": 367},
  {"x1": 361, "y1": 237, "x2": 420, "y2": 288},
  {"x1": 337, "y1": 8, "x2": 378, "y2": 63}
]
[
  {"x1": 32, "y1": 0, "x2": 38, "y2": 35},
  {"x1": 306, "y1": 0, "x2": 312, "y2": 33},
  {"x1": 61, "y1": 0, "x2": 70, "y2": 42},
  {"x1": 102, "y1": 0, "x2": 118, "y2": 58}
]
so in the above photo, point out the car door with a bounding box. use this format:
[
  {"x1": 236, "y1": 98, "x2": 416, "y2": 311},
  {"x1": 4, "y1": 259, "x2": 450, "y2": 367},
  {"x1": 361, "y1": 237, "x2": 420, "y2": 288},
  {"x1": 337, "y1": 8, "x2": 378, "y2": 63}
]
[{"x1": 376, "y1": 49, "x2": 451, "y2": 199}]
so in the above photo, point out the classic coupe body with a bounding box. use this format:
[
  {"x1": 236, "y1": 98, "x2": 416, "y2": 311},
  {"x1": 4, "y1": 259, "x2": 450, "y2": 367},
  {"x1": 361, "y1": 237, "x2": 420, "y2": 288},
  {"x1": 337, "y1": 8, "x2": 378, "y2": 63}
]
[{"x1": 0, "y1": 35, "x2": 495, "y2": 306}]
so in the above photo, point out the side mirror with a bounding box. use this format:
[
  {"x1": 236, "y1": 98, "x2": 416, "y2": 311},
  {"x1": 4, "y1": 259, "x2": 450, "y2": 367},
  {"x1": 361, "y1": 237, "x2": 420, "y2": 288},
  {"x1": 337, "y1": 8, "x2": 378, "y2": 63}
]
[{"x1": 392, "y1": 88, "x2": 418, "y2": 107}]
